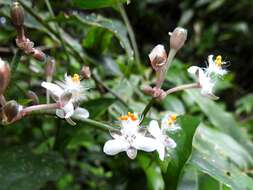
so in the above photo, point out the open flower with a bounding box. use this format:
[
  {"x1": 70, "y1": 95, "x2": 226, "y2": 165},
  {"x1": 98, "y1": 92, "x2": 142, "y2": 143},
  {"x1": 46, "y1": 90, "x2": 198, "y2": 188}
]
[
  {"x1": 148, "y1": 44, "x2": 167, "y2": 71},
  {"x1": 161, "y1": 113, "x2": 181, "y2": 132},
  {"x1": 148, "y1": 120, "x2": 176, "y2": 160},
  {"x1": 206, "y1": 55, "x2": 227, "y2": 76},
  {"x1": 41, "y1": 73, "x2": 89, "y2": 125},
  {"x1": 103, "y1": 112, "x2": 157, "y2": 159},
  {"x1": 188, "y1": 66, "x2": 219, "y2": 100}
]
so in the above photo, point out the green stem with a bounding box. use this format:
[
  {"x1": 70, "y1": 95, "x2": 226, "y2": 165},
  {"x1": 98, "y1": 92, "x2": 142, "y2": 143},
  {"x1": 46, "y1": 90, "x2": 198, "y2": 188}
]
[
  {"x1": 141, "y1": 98, "x2": 155, "y2": 121},
  {"x1": 118, "y1": 4, "x2": 141, "y2": 68},
  {"x1": 10, "y1": 49, "x2": 22, "y2": 73}
]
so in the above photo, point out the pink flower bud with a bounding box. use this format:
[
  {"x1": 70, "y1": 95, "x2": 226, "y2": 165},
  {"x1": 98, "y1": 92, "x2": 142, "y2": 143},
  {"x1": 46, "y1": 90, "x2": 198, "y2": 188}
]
[
  {"x1": 81, "y1": 66, "x2": 91, "y2": 79},
  {"x1": 169, "y1": 27, "x2": 187, "y2": 51},
  {"x1": 0, "y1": 58, "x2": 10, "y2": 94},
  {"x1": 148, "y1": 45, "x2": 167, "y2": 71}
]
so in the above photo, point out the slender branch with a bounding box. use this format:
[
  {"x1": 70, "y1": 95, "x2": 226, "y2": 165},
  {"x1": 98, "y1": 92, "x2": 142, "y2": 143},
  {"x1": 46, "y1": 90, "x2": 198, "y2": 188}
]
[
  {"x1": 141, "y1": 83, "x2": 200, "y2": 120},
  {"x1": 118, "y1": 4, "x2": 141, "y2": 66},
  {"x1": 165, "y1": 83, "x2": 200, "y2": 96},
  {"x1": 10, "y1": 49, "x2": 22, "y2": 73},
  {"x1": 21, "y1": 103, "x2": 59, "y2": 115}
]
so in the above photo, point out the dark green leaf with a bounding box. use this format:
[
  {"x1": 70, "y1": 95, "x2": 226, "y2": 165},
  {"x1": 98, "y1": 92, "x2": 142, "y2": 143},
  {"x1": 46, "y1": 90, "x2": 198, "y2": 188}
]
[
  {"x1": 72, "y1": 0, "x2": 128, "y2": 9},
  {"x1": 162, "y1": 115, "x2": 200, "y2": 190},
  {"x1": 0, "y1": 146, "x2": 64, "y2": 190}
]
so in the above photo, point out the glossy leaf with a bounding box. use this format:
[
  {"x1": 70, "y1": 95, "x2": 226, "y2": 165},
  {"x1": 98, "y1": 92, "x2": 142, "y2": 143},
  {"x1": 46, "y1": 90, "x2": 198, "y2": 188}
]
[
  {"x1": 161, "y1": 115, "x2": 200, "y2": 190},
  {"x1": 72, "y1": 0, "x2": 128, "y2": 9},
  {"x1": 0, "y1": 146, "x2": 64, "y2": 190}
]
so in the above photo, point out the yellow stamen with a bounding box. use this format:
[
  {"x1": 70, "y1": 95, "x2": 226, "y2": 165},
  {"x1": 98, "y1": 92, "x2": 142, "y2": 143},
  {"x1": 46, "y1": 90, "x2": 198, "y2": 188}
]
[
  {"x1": 119, "y1": 112, "x2": 137, "y2": 121},
  {"x1": 167, "y1": 114, "x2": 177, "y2": 126},
  {"x1": 215, "y1": 55, "x2": 222, "y2": 67},
  {"x1": 72, "y1": 74, "x2": 80, "y2": 84}
]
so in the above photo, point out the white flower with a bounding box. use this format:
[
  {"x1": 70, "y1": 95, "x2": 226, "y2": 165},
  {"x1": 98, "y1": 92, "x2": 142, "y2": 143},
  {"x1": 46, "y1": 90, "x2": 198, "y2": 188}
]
[
  {"x1": 188, "y1": 66, "x2": 219, "y2": 100},
  {"x1": 41, "y1": 73, "x2": 89, "y2": 125},
  {"x1": 206, "y1": 55, "x2": 227, "y2": 76},
  {"x1": 148, "y1": 44, "x2": 167, "y2": 71},
  {"x1": 148, "y1": 120, "x2": 176, "y2": 161},
  {"x1": 103, "y1": 112, "x2": 157, "y2": 159},
  {"x1": 161, "y1": 113, "x2": 181, "y2": 132}
]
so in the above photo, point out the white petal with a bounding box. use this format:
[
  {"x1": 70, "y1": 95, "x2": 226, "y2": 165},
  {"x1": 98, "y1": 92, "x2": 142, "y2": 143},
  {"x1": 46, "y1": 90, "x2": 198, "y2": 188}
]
[
  {"x1": 56, "y1": 109, "x2": 65, "y2": 118},
  {"x1": 157, "y1": 143, "x2": 165, "y2": 161},
  {"x1": 103, "y1": 139, "x2": 130, "y2": 155},
  {"x1": 132, "y1": 136, "x2": 157, "y2": 152},
  {"x1": 148, "y1": 44, "x2": 165, "y2": 62},
  {"x1": 41, "y1": 82, "x2": 63, "y2": 97},
  {"x1": 148, "y1": 120, "x2": 162, "y2": 139},
  {"x1": 63, "y1": 102, "x2": 74, "y2": 118},
  {"x1": 164, "y1": 137, "x2": 177, "y2": 148},
  {"x1": 73, "y1": 107, "x2": 89, "y2": 119},
  {"x1": 187, "y1": 66, "x2": 201, "y2": 75},
  {"x1": 208, "y1": 55, "x2": 214, "y2": 65},
  {"x1": 126, "y1": 148, "x2": 137, "y2": 159}
]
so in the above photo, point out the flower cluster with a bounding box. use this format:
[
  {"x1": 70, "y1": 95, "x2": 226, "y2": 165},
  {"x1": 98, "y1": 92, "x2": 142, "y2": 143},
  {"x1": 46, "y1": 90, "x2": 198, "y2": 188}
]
[
  {"x1": 188, "y1": 55, "x2": 228, "y2": 99},
  {"x1": 103, "y1": 112, "x2": 178, "y2": 160},
  {"x1": 42, "y1": 73, "x2": 89, "y2": 125}
]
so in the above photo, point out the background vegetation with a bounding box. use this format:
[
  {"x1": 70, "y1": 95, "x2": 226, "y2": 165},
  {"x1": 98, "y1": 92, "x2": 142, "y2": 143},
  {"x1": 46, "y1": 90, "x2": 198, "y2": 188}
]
[{"x1": 0, "y1": 0, "x2": 253, "y2": 190}]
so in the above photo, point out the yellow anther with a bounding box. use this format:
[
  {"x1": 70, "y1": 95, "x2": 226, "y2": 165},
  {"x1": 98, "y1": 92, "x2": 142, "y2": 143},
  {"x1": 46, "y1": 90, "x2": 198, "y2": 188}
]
[
  {"x1": 119, "y1": 115, "x2": 129, "y2": 121},
  {"x1": 215, "y1": 55, "x2": 222, "y2": 67},
  {"x1": 72, "y1": 74, "x2": 80, "y2": 83},
  {"x1": 167, "y1": 114, "x2": 177, "y2": 126},
  {"x1": 119, "y1": 112, "x2": 137, "y2": 121}
]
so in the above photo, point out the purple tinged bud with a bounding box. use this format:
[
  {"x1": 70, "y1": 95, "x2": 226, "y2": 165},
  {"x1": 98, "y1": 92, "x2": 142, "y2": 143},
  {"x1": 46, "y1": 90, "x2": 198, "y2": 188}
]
[
  {"x1": 0, "y1": 58, "x2": 10, "y2": 95},
  {"x1": 81, "y1": 66, "x2": 91, "y2": 79},
  {"x1": 11, "y1": 2, "x2": 24, "y2": 27},
  {"x1": 45, "y1": 58, "x2": 55, "y2": 76},
  {"x1": 3, "y1": 100, "x2": 22, "y2": 123},
  {"x1": 169, "y1": 27, "x2": 187, "y2": 51}
]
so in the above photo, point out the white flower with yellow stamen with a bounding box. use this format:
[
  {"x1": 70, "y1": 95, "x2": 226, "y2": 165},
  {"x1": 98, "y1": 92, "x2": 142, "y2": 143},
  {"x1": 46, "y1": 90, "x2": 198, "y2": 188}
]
[
  {"x1": 206, "y1": 55, "x2": 227, "y2": 76},
  {"x1": 188, "y1": 66, "x2": 219, "y2": 100},
  {"x1": 161, "y1": 113, "x2": 181, "y2": 131},
  {"x1": 103, "y1": 112, "x2": 157, "y2": 159},
  {"x1": 41, "y1": 73, "x2": 89, "y2": 125},
  {"x1": 148, "y1": 120, "x2": 176, "y2": 161}
]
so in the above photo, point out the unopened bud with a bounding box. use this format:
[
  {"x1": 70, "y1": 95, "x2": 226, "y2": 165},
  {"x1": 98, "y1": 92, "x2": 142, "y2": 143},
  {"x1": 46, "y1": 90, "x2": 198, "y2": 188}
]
[
  {"x1": 27, "y1": 90, "x2": 39, "y2": 105},
  {"x1": 148, "y1": 45, "x2": 167, "y2": 71},
  {"x1": 0, "y1": 58, "x2": 10, "y2": 94},
  {"x1": 81, "y1": 66, "x2": 91, "y2": 79},
  {"x1": 32, "y1": 49, "x2": 46, "y2": 62},
  {"x1": 11, "y1": 2, "x2": 24, "y2": 27},
  {"x1": 143, "y1": 86, "x2": 154, "y2": 96},
  {"x1": 3, "y1": 100, "x2": 22, "y2": 123},
  {"x1": 169, "y1": 27, "x2": 187, "y2": 51},
  {"x1": 45, "y1": 58, "x2": 55, "y2": 76}
]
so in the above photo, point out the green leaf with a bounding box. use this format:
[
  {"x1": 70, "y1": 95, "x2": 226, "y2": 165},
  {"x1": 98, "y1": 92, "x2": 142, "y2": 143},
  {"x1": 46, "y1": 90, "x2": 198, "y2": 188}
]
[
  {"x1": 162, "y1": 95, "x2": 185, "y2": 114},
  {"x1": 72, "y1": 13, "x2": 134, "y2": 59},
  {"x1": 162, "y1": 115, "x2": 200, "y2": 190},
  {"x1": 83, "y1": 97, "x2": 116, "y2": 118},
  {"x1": 138, "y1": 154, "x2": 164, "y2": 190},
  {"x1": 191, "y1": 126, "x2": 253, "y2": 190},
  {"x1": 72, "y1": 0, "x2": 128, "y2": 9},
  {"x1": 186, "y1": 90, "x2": 253, "y2": 156},
  {"x1": 0, "y1": 146, "x2": 64, "y2": 190}
]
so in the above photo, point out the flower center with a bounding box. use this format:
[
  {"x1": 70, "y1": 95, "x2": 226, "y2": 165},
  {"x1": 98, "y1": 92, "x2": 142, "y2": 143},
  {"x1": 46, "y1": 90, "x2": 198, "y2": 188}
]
[
  {"x1": 167, "y1": 114, "x2": 177, "y2": 126},
  {"x1": 215, "y1": 55, "x2": 222, "y2": 67},
  {"x1": 119, "y1": 112, "x2": 138, "y2": 121},
  {"x1": 72, "y1": 74, "x2": 80, "y2": 84}
]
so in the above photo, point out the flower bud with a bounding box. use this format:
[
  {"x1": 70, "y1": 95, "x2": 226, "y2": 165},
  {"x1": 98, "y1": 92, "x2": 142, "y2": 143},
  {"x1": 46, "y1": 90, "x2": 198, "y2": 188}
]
[
  {"x1": 3, "y1": 100, "x2": 22, "y2": 123},
  {"x1": 0, "y1": 58, "x2": 10, "y2": 94},
  {"x1": 45, "y1": 58, "x2": 55, "y2": 76},
  {"x1": 169, "y1": 27, "x2": 187, "y2": 51},
  {"x1": 81, "y1": 66, "x2": 91, "y2": 79},
  {"x1": 148, "y1": 45, "x2": 167, "y2": 71},
  {"x1": 11, "y1": 2, "x2": 24, "y2": 27}
]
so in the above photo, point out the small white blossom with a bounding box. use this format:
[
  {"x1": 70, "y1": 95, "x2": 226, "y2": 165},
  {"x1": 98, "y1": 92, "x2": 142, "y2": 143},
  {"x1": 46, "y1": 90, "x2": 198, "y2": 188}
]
[
  {"x1": 206, "y1": 55, "x2": 227, "y2": 76},
  {"x1": 41, "y1": 73, "x2": 89, "y2": 125},
  {"x1": 103, "y1": 113, "x2": 157, "y2": 159},
  {"x1": 188, "y1": 66, "x2": 219, "y2": 100},
  {"x1": 148, "y1": 120, "x2": 176, "y2": 161},
  {"x1": 161, "y1": 113, "x2": 181, "y2": 132}
]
